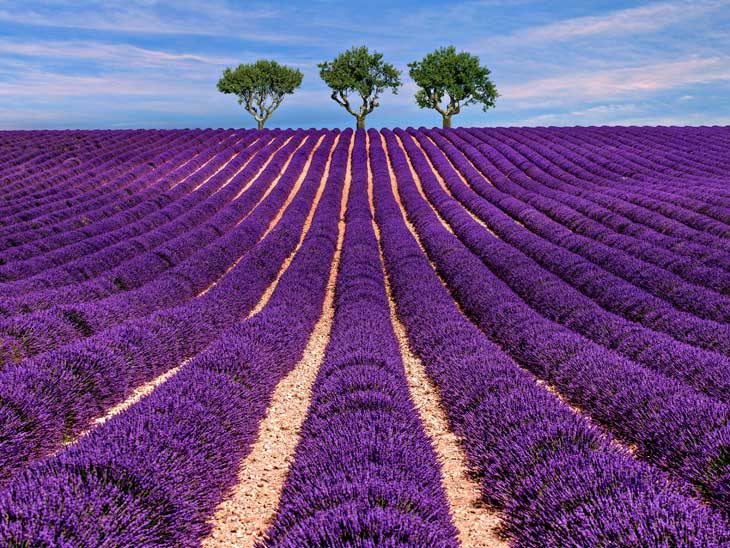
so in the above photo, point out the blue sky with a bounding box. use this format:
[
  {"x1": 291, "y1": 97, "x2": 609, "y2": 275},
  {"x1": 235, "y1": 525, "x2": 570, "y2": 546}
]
[{"x1": 0, "y1": 0, "x2": 729, "y2": 129}]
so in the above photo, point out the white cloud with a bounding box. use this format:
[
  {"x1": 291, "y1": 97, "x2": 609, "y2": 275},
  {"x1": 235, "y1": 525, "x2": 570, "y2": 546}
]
[
  {"x1": 0, "y1": 1, "x2": 319, "y2": 44},
  {"x1": 0, "y1": 39, "x2": 236, "y2": 68},
  {"x1": 569, "y1": 104, "x2": 639, "y2": 117},
  {"x1": 502, "y1": 57, "x2": 730, "y2": 105},
  {"x1": 487, "y1": 0, "x2": 729, "y2": 46}
]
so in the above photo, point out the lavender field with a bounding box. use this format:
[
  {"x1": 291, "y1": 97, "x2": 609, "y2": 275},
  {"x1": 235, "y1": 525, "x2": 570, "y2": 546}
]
[{"x1": 1, "y1": 126, "x2": 729, "y2": 546}]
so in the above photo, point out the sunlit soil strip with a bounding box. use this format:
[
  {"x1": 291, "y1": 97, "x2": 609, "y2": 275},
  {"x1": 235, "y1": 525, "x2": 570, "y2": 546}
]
[
  {"x1": 231, "y1": 136, "x2": 299, "y2": 203},
  {"x1": 373, "y1": 135, "x2": 506, "y2": 547},
  {"x1": 210, "y1": 136, "x2": 286, "y2": 196},
  {"x1": 409, "y1": 134, "x2": 502, "y2": 237},
  {"x1": 202, "y1": 135, "x2": 352, "y2": 548},
  {"x1": 389, "y1": 134, "x2": 636, "y2": 458},
  {"x1": 248, "y1": 134, "x2": 341, "y2": 318},
  {"x1": 59, "y1": 362, "x2": 185, "y2": 451},
  {"x1": 426, "y1": 133, "x2": 526, "y2": 228},
  {"x1": 195, "y1": 135, "x2": 311, "y2": 298},
  {"x1": 195, "y1": 135, "x2": 266, "y2": 193},
  {"x1": 181, "y1": 134, "x2": 254, "y2": 192}
]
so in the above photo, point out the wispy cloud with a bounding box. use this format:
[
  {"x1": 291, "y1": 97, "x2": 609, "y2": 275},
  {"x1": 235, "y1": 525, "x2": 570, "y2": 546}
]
[
  {"x1": 0, "y1": 39, "x2": 236, "y2": 68},
  {"x1": 503, "y1": 57, "x2": 730, "y2": 105},
  {"x1": 0, "y1": 1, "x2": 318, "y2": 44},
  {"x1": 489, "y1": 0, "x2": 728, "y2": 45}
]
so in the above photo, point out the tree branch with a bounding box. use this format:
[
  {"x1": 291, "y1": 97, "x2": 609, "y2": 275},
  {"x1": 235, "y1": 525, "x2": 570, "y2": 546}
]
[{"x1": 332, "y1": 91, "x2": 359, "y2": 117}]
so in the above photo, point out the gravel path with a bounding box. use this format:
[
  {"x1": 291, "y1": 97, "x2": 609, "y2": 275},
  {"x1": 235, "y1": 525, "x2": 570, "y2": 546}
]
[
  {"x1": 377, "y1": 134, "x2": 507, "y2": 546},
  {"x1": 203, "y1": 135, "x2": 351, "y2": 547}
]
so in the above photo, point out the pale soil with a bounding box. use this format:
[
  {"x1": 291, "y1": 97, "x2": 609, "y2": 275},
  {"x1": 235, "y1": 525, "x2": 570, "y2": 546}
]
[
  {"x1": 394, "y1": 134, "x2": 636, "y2": 458},
  {"x1": 409, "y1": 133, "x2": 503, "y2": 238},
  {"x1": 191, "y1": 135, "x2": 265, "y2": 193},
  {"x1": 202, "y1": 135, "x2": 352, "y2": 547},
  {"x1": 376, "y1": 135, "x2": 507, "y2": 547},
  {"x1": 61, "y1": 135, "x2": 316, "y2": 450},
  {"x1": 60, "y1": 362, "x2": 184, "y2": 450},
  {"x1": 197, "y1": 134, "x2": 310, "y2": 298}
]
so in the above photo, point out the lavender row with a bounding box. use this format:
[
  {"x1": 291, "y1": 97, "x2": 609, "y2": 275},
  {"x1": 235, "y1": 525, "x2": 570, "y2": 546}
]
[
  {"x1": 0, "y1": 129, "x2": 350, "y2": 547},
  {"x1": 0, "y1": 134, "x2": 137, "y2": 208},
  {"x1": 382, "y1": 129, "x2": 730, "y2": 516},
  {"x1": 439, "y1": 131, "x2": 730, "y2": 358},
  {"x1": 0, "y1": 131, "x2": 256, "y2": 285},
  {"x1": 369, "y1": 130, "x2": 729, "y2": 545},
  {"x1": 512, "y1": 127, "x2": 730, "y2": 233},
  {"x1": 561, "y1": 127, "x2": 730, "y2": 194},
  {"x1": 0, "y1": 132, "x2": 289, "y2": 303},
  {"x1": 0, "y1": 131, "x2": 250, "y2": 277},
  {"x1": 0, "y1": 134, "x2": 288, "y2": 317},
  {"x1": 0, "y1": 131, "x2": 157, "y2": 204},
  {"x1": 0, "y1": 132, "x2": 216, "y2": 250},
  {"x1": 0, "y1": 132, "x2": 317, "y2": 367},
  {"x1": 0, "y1": 131, "x2": 220, "y2": 249},
  {"x1": 435, "y1": 129, "x2": 730, "y2": 292},
  {"x1": 467, "y1": 127, "x2": 730, "y2": 262},
  {"x1": 521, "y1": 127, "x2": 730, "y2": 187},
  {"x1": 0, "y1": 131, "x2": 191, "y2": 212},
  {"x1": 512, "y1": 127, "x2": 729, "y2": 195},
  {"x1": 0, "y1": 130, "x2": 335, "y2": 485},
  {"x1": 0, "y1": 130, "x2": 191, "y2": 229},
  {"x1": 534, "y1": 127, "x2": 728, "y2": 195},
  {"x1": 454, "y1": 128, "x2": 730, "y2": 271},
  {"x1": 0, "y1": 132, "x2": 89, "y2": 187},
  {"x1": 472, "y1": 129, "x2": 730, "y2": 252},
  {"x1": 0, "y1": 131, "x2": 179, "y2": 195},
  {"x1": 421, "y1": 129, "x2": 730, "y2": 322},
  {"x1": 264, "y1": 131, "x2": 457, "y2": 546},
  {"x1": 406, "y1": 129, "x2": 730, "y2": 401},
  {"x1": 558, "y1": 129, "x2": 729, "y2": 190}
]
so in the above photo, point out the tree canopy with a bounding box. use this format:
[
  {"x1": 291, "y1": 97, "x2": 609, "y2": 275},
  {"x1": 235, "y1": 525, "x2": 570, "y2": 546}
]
[
  {"x1": 318, "y1": 46, "x2": 402, "y2": 129},
  {"x1": 217, "y1": 60, "x2": 303, "y2": 129},
  {"x1": 408, "y1": 46, "x2": 497, "y2": 128}
]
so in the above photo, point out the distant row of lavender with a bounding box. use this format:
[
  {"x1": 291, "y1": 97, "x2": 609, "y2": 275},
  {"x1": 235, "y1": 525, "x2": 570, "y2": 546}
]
[{"x1": 0, "y1": 125, "x2": 729, "y2": 545}]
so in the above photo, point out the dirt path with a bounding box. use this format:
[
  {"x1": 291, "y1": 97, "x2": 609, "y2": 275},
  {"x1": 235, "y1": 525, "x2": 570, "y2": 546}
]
[
  {"x1": 197, "y1": 134, "x2": 313, "y2": 298},
  {"x1": 59, "y1": 363, "x2": 184, "y2": 451},
  {"x1": 202, "y1": 135, "x2": 352, "y2": 547},
  {"x1": 61, "y1": 135, "x2": 317, "y2": 452},
  {"x1": 375, "y1": 134, "x2": 507, "y2": 547}
]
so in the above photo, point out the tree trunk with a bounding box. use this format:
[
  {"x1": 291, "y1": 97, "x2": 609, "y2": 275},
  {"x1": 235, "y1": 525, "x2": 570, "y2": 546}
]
[
  {"x1": 257, "y1": 119, "x2": 265, "y2": 130},
  {"x1": 356, "y1": 116, "x2": 365, "y2": 130},
  {"x1": 442, "y1": 115, "x2": 452, "y2": 129}
]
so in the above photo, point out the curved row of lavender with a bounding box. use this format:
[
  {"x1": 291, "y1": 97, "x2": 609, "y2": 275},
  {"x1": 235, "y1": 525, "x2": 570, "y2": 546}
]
[
  {"x1": 263, "y1": 132, "x2": 457, "y2": 546},
  {"x1": 0, "y1": 130, "x2": 332, "y2": 483},
  {"x1": 382, "y1": 128, "x2": 730, "y2": 516},
  {"x1": 0, "y1": 130, "x2": 351, "y2": 545},
  {"x1": 370, "y1": 130, "x2": 728, "y2": 544},
  {"x1": 0, "y1": 125, "x2": 729, "y2": 545}
]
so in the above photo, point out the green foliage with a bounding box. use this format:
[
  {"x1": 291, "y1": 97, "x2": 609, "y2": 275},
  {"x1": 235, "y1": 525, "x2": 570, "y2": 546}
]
[
  {"x1": 318, "y1": 46, "x2": 402, "y2": 128},
  {"x1": 217, "y1": 60, "x2": 303, "y2": 129},
  {"x1": 408, "y1": 46, "x2": 498, "y2": 128}
]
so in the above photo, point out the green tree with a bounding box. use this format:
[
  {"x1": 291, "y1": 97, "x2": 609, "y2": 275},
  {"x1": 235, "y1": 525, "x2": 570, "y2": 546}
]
[
  {"x1": 217, "y1": 60, "x2": 303, "y2": 129},
  {"x1": 408, "y1": 46, "x2": 498, "y2": 129},
  {"x1": 318, "y1": 46, "x2": 402, "y2": 129}
]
